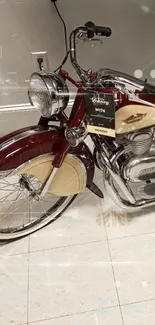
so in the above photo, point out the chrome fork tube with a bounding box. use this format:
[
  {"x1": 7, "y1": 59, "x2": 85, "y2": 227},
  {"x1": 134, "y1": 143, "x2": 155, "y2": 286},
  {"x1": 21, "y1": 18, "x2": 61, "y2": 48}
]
[{"x1": 40, "y1": 167, "x2": 58, "y2": 198}]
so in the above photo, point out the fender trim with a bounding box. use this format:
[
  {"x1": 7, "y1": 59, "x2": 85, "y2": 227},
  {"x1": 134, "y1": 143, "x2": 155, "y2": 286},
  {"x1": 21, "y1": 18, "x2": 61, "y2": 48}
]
[
  {"x1": 0, "y1": 126, "x2": 57, "y2": 150},
  {"x1": 0, "y1": 125, "x2": 95, "y2": 186}
]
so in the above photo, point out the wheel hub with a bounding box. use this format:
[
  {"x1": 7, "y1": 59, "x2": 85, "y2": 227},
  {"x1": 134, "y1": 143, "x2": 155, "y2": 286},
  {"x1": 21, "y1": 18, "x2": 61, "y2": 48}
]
[{"x1": 19, "y1": 175, "x2": 40, "y2": 200}]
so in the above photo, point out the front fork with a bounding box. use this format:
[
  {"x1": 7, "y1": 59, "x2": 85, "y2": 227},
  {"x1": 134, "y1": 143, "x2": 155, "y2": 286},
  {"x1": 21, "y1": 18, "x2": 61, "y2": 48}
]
[
  {"x1": 40, "y1": 167, "x2": 59, "y2": 197},
  {"x1": 39, "y1": 134, "x2": 103, "y2": 199},
  {"x1": 40, "y1": 138, "x2": 70, "y2": 197},
  {"x1": 38, "y1": 91, "x2": 86, "y2": 198}
]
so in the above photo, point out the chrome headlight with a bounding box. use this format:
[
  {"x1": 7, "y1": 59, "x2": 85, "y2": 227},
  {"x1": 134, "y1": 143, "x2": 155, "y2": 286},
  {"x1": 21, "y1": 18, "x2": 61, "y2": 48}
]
[{"x1": 28, "y1": 71, "x2": 69, "y2": 118}]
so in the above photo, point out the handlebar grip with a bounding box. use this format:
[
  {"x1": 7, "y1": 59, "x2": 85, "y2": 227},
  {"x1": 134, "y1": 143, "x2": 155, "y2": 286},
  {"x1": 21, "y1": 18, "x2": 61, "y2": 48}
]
[
  {"x1": 95, "y1": 26, "x2": 112, "y2": 37},
  {"x1": 85, "y1": 21, "x2": 112, "y2": 38}
]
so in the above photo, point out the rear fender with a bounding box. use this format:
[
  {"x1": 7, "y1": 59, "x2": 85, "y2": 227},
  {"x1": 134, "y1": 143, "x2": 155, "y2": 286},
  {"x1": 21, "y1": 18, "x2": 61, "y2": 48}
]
[{"x1": 0, "y1": 125, "x2": 95, "y2": 189}]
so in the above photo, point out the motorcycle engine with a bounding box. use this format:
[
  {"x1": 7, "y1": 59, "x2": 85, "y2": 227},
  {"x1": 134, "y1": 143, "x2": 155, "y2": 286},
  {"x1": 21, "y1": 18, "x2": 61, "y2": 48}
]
[
  {"x1": 125, "y1": 128, "x2": 154, "y2": 156},
  {"x1": 119, "y1": 127, "x2": 155, "y2": 199}
]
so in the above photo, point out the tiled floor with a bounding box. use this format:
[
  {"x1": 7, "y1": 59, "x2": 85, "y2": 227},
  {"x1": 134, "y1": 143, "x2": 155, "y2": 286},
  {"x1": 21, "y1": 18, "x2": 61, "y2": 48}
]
[{"x1": 1, "y1": 170, "x2": 155, "y2": 325}]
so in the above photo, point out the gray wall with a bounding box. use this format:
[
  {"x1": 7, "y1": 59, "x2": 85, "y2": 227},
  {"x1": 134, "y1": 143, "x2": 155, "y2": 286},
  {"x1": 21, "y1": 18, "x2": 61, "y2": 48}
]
[
  {"x1": 1, "y1": 0, "x2": 155, "y2": 131},
  {"x1": 0, "y1": 0, "x2": 65, "y2": 106},
  {"x1": 61, "y1": 0, "x2": 155, "y2": 81},
  {"x1": 0, "y1": 108, "x2": 39, "y2": 136}
]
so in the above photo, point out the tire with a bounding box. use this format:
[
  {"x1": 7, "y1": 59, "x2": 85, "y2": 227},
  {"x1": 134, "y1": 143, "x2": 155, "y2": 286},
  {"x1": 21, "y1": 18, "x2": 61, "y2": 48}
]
[{"x1": 0, "y1": 154, "x2": 77, "y2": 241}]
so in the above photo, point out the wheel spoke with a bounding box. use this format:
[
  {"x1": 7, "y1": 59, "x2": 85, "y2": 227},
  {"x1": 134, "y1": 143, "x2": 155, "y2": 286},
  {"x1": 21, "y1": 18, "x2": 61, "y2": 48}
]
[
  {"x1": 0, "y1": 175, "x2": 48, "y2": 230},
  {"x1": 0, "y1": 195, "x2": 29, "y2": 228},
  {"x1": 0, "y1": 190, "x2": 20, "y2": 204},
  {"x1": 0, "y1": 157, "x2": 72, "y2": 239},
  {"x1": 0, "y1": 178, "x2": 20, "y2": 190}
]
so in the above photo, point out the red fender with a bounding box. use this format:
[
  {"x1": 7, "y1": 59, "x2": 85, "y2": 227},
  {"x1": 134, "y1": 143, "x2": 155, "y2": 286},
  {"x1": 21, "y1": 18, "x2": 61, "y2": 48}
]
[{"x1": 0, "y1": 125, "x2": 95, "y2": 186}]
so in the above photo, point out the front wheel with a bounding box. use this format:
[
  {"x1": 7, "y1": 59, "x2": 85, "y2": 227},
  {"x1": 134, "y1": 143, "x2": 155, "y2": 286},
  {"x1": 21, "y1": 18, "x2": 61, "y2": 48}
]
[{"x1": 0, "y1": 154, "x2": 77, "y2": 241}]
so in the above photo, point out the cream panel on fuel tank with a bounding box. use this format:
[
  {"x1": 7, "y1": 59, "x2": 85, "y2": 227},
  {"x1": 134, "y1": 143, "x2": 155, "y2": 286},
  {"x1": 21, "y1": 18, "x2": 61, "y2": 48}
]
[{"x1": 116, "y1": 105, "x2": 155, "y2": 134}]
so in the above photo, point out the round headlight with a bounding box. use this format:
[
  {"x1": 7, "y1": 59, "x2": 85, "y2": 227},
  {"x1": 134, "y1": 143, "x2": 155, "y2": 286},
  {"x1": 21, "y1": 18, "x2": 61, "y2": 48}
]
[{"x1": 28, "y1": 71, "x2": 69, "y2": 118}]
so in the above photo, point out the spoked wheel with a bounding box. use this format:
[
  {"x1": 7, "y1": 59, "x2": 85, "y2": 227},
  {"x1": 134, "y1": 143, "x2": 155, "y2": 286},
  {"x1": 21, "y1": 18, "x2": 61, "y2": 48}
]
[{"x1": 0, "y1": 155, "x2": 76, "y2": 240}]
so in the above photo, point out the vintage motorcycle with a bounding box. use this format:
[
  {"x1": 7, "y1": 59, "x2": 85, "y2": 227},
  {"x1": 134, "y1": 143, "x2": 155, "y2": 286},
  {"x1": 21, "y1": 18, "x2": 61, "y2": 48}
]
[{"x1": 1, "y1": 21, "x2": 155, "y2": 240}]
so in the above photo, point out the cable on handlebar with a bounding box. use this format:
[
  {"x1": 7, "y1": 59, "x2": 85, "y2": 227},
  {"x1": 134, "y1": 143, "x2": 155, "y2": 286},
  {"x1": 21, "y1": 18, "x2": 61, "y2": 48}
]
[
  {"x1": 54, "y1": 50, "x2": 70, "y2": 73},
  {"x1": 51, "y1": 0, "x2": 69, "y2": 72}
]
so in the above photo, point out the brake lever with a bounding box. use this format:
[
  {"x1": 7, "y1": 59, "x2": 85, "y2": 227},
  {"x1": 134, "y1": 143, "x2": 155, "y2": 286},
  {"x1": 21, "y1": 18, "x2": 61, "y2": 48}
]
[
  {"x1": 92, "y1": 38, "x2": 104, "y2": 44},
  {"x1": 77, "y1": 32, "x2": 88, "y2": 41},
  {"x1": 77, "y1": 32, "x2": 103, "y2": 44}
]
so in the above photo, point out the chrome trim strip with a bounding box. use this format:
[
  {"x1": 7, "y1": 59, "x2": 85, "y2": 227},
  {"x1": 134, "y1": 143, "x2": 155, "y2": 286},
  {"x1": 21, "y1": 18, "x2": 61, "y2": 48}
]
[
  {"x1": 0, "y1": 127, "x2": 57, "y2": 151},
  {"x1": 98, "y1": 69, "x2": 145, "y2": 90},
  {"x1": 128, "y1": 94, "x2": 155, "y2": 107},
  {"x1": 0, "y1": 169, "x2": 14, "y2": 179}
]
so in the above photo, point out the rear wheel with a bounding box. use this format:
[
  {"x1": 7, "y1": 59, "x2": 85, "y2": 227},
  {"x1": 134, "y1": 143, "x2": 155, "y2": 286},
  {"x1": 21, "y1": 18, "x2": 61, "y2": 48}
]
[{"x1": 0, "y1": 155, "x2": 76, "y2": 240}]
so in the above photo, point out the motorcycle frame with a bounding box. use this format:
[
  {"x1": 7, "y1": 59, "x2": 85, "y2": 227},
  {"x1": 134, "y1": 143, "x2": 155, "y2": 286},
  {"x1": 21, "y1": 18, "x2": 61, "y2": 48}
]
[
  {"x1": 0, "y1": 22, "x2": 153, "y2": 179},
  {"x1": 1, "y1": 23, "x2": 155, "y2": 205},
  {"x1": 0, "y1": 68, "x2": 155, "y2": 203},
  {"x1": 37, "y1": 70, "x2": 137, "y2": 204}
]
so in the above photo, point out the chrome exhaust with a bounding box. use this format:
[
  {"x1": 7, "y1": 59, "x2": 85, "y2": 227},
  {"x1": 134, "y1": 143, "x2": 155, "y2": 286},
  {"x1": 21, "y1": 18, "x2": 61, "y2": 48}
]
[
  {"x1": 105, "y1": 170, "x2": 155, "y2": 210},
  {"x1": 98, "y1": 142, "x2": 136, "y2": 204}
]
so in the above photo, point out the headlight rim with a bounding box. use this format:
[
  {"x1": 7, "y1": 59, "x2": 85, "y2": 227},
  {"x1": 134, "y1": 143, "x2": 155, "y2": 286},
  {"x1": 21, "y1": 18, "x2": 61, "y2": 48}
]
[{"x1": 28, "y1": 71, "x2": 69, "y2": 118}]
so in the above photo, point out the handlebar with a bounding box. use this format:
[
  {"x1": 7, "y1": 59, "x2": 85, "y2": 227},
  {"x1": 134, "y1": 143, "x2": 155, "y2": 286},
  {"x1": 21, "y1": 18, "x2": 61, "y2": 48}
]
[
  {"x1": 69, "y1": 21, "x2": 112, "y2": 84},
  {"x1": 85, "y1": 21, "x2": 112, "y2": 38}
]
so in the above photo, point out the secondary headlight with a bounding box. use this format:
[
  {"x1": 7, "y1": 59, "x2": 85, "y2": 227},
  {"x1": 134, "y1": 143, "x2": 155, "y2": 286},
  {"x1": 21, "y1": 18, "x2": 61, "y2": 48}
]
[{"x1": 28, "y1": 71, "x2": 69, "y2": 118}]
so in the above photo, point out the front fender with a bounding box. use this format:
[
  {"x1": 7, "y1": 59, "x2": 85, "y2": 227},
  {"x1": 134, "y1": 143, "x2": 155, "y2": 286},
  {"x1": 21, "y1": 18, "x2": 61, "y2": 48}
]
[{"x1": 0, "y1": 125, "x2": 95, "y2": 186}]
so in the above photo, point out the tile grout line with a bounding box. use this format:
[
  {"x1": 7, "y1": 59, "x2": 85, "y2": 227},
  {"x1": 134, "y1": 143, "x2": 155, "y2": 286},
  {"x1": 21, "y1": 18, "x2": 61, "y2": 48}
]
[
  {"x1": 2, "y1": 229, "x2": 155, "y2": 259},
  {"x1": 27, "y1": 236, "x2": 30, "y2": 325},
  {"x1": 6, "y1": 239, "x2": 107, "y2": 257},
  {"x1": 25, "y1": 297, "x2": 155, "y2": 324},
  {"x1": 108, "y1": 231, "x2": 155, "y2": 241},
  {"x1": 29, "y1": 239, "x2": 106, "y2": 252},
  {"x1": 105, "y1": 234, "x2": 125, "y2": 325},
  {"x1": 120, "y1": 297, "x2": 155, "y2": 307},
  {"x1": 25, "y1": 304, "x2": 119, "y2": 324},
  {"x1": 95, "y1": 170, "x2": 125, "y2": 323},
  {"x1": 97, "y1": 190, "x2": 125, "y2": 325}
]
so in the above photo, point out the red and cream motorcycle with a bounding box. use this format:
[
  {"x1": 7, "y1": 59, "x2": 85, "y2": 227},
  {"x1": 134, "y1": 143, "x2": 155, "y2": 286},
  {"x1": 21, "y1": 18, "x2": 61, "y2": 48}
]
[{"x1": 1, "y1": 21, "x2": 155, "y2": 240}]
